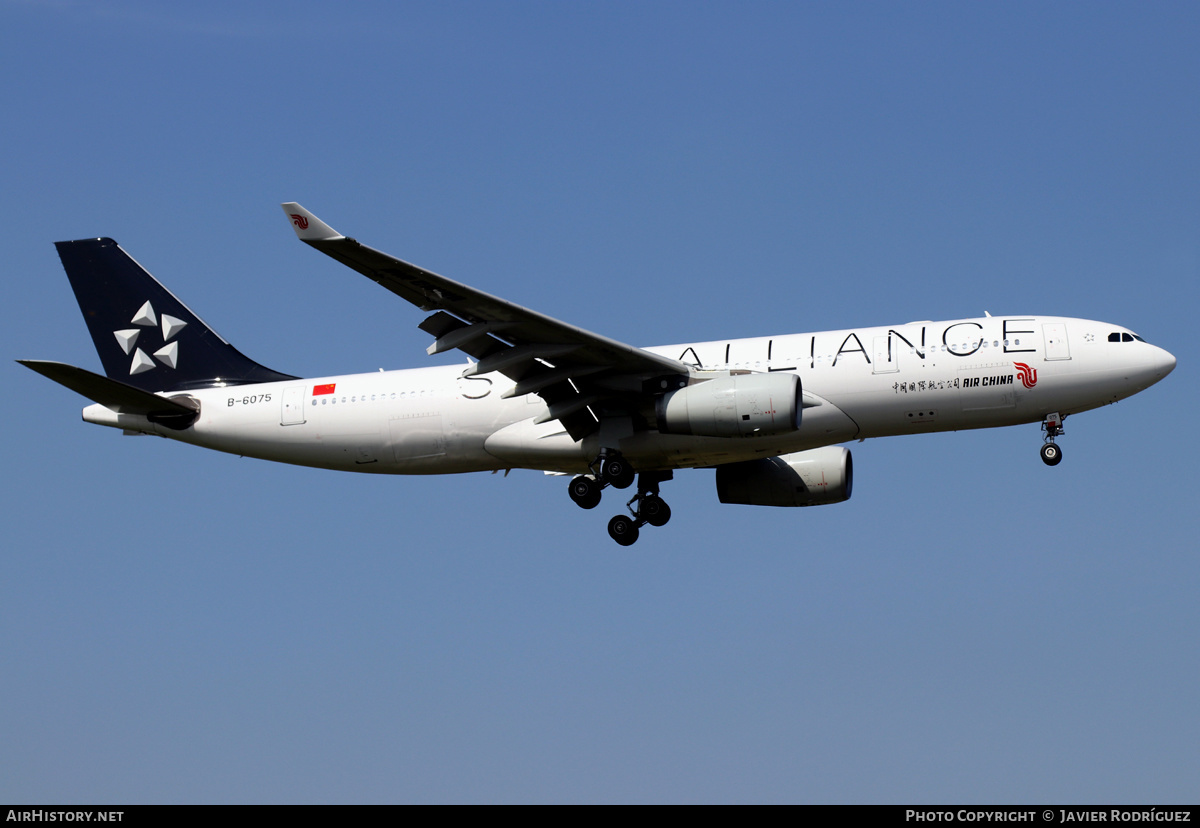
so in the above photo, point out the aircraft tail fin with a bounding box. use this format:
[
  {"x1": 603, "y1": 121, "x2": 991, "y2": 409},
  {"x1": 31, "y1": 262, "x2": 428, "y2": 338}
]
[{"x1": 54, "y1": 238, "x2": 296, "y2": 392}]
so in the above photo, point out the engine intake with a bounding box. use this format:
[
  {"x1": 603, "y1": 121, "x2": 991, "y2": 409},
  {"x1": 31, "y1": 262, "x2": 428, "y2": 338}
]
[
  {"x1": 715, "y1": 446, "x2": 853, "y2": 507},
  {"x1": 656, "y1": 372, "x2": 801, "y2": 438}
]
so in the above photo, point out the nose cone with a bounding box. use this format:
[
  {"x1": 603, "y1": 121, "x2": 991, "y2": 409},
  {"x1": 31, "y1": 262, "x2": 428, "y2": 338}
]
[
  {"x1": 1135, "y1": 344, "x2": 1176, "y2": 390},
  {"x1": 1151, "y1": 345, "x2": 1176, "y2": 379}
]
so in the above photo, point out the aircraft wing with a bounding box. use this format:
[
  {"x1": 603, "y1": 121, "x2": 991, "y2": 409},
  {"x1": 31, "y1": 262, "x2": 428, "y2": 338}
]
[{"x1": 282, "y1": 203, "x2": 691, "y2": 440}]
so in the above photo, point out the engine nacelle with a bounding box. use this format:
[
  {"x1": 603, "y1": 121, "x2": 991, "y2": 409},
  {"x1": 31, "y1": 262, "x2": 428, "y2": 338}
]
[
  {"x1": 656, "y1": 372, "x2": 801, "y2": 438},
  {"x1": 715, "y1": 446, "x2": 853, "y2": 507}
]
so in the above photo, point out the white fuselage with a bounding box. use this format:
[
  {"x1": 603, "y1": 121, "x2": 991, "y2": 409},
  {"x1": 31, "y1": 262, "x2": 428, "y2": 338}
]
[{"x1": 83, "y1": 315, "x2": 1176, "y2": 475}]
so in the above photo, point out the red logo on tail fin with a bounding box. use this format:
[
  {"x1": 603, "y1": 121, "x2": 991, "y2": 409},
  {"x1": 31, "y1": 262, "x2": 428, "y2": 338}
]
[{"x1": 290, "y1": 214, "x2": 309, "y2": 230}]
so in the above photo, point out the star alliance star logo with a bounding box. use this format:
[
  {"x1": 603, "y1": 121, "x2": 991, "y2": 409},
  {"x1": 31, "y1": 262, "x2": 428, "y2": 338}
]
[{"x1": 112, "y1": 301, "x2": 187, "y2": 375}]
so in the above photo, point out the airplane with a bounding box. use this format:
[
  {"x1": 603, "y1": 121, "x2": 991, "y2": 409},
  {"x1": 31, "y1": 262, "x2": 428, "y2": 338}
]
[{"x1": 19, "y1": 203, "x2": 1177, "y2": 545}]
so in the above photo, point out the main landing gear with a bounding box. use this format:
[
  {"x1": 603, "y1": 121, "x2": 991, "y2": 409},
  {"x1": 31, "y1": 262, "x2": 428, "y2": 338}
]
[
  {"x1": 566, "y1": 453, "x2": 672, "y2": 546},
  {"x1": 1040, "y1": 412, "x2": 1064, "y2": 466},
  {"x1": 606, "y1": 471, "x2": 673, "y2": 547},
  {"x1": 567, "y1": 451, "x2": 634, "y2": 510}
]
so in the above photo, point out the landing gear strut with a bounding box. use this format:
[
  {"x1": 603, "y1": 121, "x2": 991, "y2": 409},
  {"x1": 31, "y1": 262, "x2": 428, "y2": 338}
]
[
  {"x1": 1040, "y1": 413, "x2": 1064, "y2": 466},
  {"x1": 566, "y1": 455, "x2": 674, "y2": 545},
  {"x1": 566, "y1": 451, "x2": 636, "y2": 512},
  {"x1": 606, "y1": 471, "x2": 673, "y2": 547}
]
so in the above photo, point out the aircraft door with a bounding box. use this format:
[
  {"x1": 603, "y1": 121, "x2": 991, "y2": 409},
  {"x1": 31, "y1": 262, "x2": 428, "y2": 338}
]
[
  {"x1": 1043, "y1": 323, "x2": 1071, "y2": 361},
  {"x1": 281, "y1": 386, "x2": 306, "y2": 425},
  {"x1": 872, "y1": 336, "x2": 899, "y2": 374}
]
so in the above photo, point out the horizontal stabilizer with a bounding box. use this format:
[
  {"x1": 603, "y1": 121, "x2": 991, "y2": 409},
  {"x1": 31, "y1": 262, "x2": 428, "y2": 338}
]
[{"x1": 17, "y1": 360, "x2": 200, "y2": 427}]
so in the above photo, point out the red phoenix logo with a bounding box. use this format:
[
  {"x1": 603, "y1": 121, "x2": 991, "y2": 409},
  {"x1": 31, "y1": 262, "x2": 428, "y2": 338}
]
[
  {"x1": 290, "y1": 214, "x2": 309, "y2": 230},
  {"x1": 1014, "y1": 362, "x2": 1037, "y2": 389}
]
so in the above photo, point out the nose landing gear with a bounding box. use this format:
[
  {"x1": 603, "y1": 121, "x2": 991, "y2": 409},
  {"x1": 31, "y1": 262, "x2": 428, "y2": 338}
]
[{"x1": 1040, "y1": 413, "x2": 1064, "y2": 466}]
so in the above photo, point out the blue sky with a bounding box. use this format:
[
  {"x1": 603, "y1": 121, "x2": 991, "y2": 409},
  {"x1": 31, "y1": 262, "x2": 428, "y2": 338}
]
[{"x1": 2, "y1": 1, "x2": 1197, "y2": 804}]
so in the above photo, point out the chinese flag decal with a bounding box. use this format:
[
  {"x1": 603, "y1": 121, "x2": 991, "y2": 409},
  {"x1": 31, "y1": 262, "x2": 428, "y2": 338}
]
[{"x1": 313, "y1": 383, "x2": 336, "y2": 395}]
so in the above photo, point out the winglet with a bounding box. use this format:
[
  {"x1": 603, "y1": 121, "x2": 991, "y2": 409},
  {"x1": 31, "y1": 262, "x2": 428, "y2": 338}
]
[{"x1": 281, "y1": 202, "x2": 342, "y2": 242}]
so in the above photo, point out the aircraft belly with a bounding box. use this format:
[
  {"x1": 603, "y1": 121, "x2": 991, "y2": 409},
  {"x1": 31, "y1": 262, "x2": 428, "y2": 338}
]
[
  {"x1": 617, "y1": 430, "x2": 852, "y2": 470},
  {"x1": 483, "y1": 417, "x2": 592, "y2": 472},
  {"x1": 481, "y1": 389, "x2": 860, "y2": 473}
]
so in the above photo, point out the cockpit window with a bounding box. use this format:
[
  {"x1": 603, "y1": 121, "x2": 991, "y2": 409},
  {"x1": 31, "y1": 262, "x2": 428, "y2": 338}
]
[
  {"x1": 1133, "y1": 334, "x2": 1145, "y2": 342},
  {"x1": 1122, "y1": 333, "x2": 1134, "y2": 342},
  {"x1": 1108, "y1": 332, "x2": 1121, "y2": 342},
  {"x1": 1109, "y1": 331, "x2": 1144, "y2": 343}
]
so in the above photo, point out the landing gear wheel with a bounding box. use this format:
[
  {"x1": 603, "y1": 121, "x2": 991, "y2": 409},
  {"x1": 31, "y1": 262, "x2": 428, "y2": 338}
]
[
  {"x1": 607, "y1": 514, "x2": 640, "y2": 546},
  {"x1": 1040, "y1": 443, "x2": 1062, "y2": 466},
  {"x1": 568, "y1": 475, "x2": 602, "y2": 509},
  {"x1": 604, "y1": 457, "x2": 636, "y2": 490},
  {"x1": 640, "y1": 495, "x2": 671, "y2": 527}
]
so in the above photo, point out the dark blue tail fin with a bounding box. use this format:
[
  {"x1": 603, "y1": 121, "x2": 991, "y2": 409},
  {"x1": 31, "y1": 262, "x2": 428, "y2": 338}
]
[{"x1": 55, "y1": 238, "x2": 295, "y2": 392}]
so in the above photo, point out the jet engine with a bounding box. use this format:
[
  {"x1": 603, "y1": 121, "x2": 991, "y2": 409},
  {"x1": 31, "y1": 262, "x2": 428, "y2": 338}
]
[
  {"x1": 656, "y1": 373, "x2": 801, "y2": 438},
  {"x1": 715, "y1": 446, "x2": 853, "y2": 507}
]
